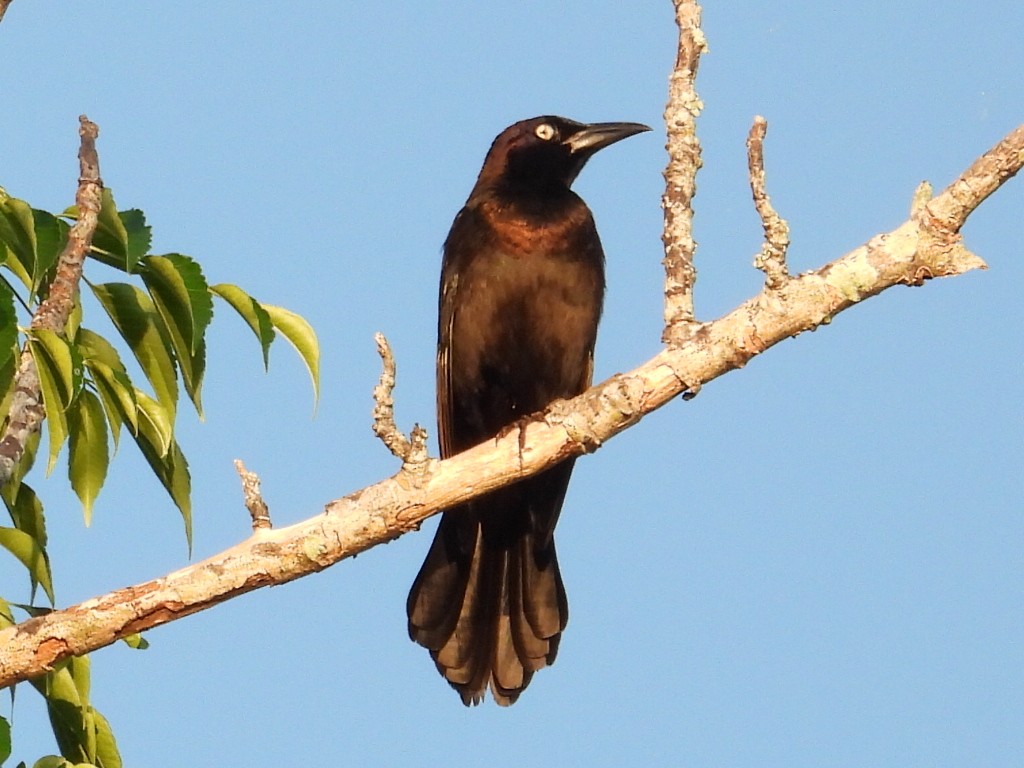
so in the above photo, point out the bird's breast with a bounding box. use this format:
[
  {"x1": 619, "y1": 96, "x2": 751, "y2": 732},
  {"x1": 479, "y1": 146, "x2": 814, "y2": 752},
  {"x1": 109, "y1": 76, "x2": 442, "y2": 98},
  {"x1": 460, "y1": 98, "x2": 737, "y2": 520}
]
[
  {"x1": 442, "y1": 199, "x2": 605, "y2": 437},
  {"x1": 475, "y1": 193, "x2": 598, "y2": 260}
]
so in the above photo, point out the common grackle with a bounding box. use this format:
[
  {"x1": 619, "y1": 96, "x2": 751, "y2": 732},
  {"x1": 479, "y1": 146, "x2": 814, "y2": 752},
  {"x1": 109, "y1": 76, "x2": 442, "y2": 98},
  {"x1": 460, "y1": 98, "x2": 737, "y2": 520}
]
[{"x1": 407, "y1": 116, "x2": 650, "y2": 705}]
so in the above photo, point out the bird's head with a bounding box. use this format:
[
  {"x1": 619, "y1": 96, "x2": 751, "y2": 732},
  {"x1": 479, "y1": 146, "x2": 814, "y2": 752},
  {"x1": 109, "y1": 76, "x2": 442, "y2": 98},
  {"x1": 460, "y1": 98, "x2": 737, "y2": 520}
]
[{"x1": 473, "y1": 116, "x2": 650, "y2": 196}]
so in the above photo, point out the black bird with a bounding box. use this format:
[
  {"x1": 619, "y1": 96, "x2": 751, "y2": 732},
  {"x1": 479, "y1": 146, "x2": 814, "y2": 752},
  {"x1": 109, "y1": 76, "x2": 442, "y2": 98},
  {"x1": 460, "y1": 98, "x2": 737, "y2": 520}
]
[{"x1": 407, "y1": 116, "x2": 650, "y2": 706}]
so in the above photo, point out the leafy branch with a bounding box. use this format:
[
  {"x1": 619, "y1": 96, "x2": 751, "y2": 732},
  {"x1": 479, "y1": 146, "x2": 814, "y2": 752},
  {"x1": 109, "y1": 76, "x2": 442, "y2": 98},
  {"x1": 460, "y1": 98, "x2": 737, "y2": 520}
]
[{"x1": 0, "y1": 117, "x2": 320, "y2": 767}]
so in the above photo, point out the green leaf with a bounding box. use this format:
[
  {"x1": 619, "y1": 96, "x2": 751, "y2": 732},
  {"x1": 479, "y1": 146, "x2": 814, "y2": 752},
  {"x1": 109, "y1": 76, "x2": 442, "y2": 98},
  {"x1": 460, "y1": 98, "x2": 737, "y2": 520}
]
[
  {"x1": 29, "y1": 330, "x2": 84, "y2": 410},
  {"x1": 91, "y1": 707, "x2": 121, "y2": 768},
  {"x1": 88, "y1": 283, "x2": 177, "y2": 422},
  {"x1": 0, "y1": 714, "x2": 11, "y2": 765},
  {"x1": 131, "y1": 392, "x2": 191, "y2": 547},
  {"x1": 119, "y1": 209, "x2": 151, "y2": 270},
  {"x1": 40, "y1": 666, "x2": 91, "y2": 764},
  {"x1": 0, "y1": 346, "x2": 18, "y2": 425},
  {"x1": 0, "y1": 596, "x2": 15, "y2": 629},
  {"x1": 3, "y1": 481, "x2": 47, "y2": 550},
  {"x1": 140, "y1": 255, "x2": 212, "y2": 416},
  {"x1": 264, "y1": 304, "x2": 320, "y2": 406},
  {"x1": 30, "y1": 210, "x2": 69, "y2": 299},
  {"x1": 31, "y1": 757, "x2": 69, "y2": 768},
  {"x1": 68, "y1": 390, "x2": 109, "y2": 525},
  {"x1": 209, "y1": 289, "x2": 320, "y2": 406},
  {"x1": 98, "y1": 189, "x2": 127, "y2": 255},
  {"x1": 141, "y1": 255, "x2": 213, "y2": 353},
  {"x1": 121, "y1": 633, "x2": 149, "y2": 650},
  {"x1": 76, "y1": 189, "x2": 147, "y2": 277},
  {"x1": 210, "y1": 283, "x2": 274, "y2": 369},
  {"x1": 76, "y1": 328, "x2": 139, "y2": 445},
  {"x1": 28, "y1": 333, "x2": 79, "y2": 476},
  {"x1": 0, "y1": 195, "x2": 37, "y2": 289},
  {"x1": 28, "y1": 330, "x2": 84, "y2": 476},
  {"x1": 130, "y1": 424, "x2": 191, "y2": 549},
  {"x1": 68, "y1": 656, "x2": 91, "y2": 708},
  {"x1": 84, "y1": 364, "x2": 135, "y2": 448},
  {"x1": 0, "y1": 526, "x2": 54, "y2": 604},
  {"x1": 75, "y1": 328, "x2": 129, "y2": 371},
  {"x1": 78, "y1": 189, "x2": 131, "y2": 273},
  {"x1": 134, "y1": 391, "x2": 171, "y2": 458},
  {"x1": 0, "y1": 279, "x2": 18, "y2": 370}
]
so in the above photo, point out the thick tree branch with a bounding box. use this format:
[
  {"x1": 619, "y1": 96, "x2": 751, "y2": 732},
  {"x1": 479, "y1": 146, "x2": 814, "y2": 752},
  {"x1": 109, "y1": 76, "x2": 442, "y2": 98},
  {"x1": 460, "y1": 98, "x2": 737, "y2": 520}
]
[
  {"x1": 0, "y1": 120, "x2": 1017, "y2": 688},
  {"x1": 0, "y1": 116, "x2": 102, "y2": 487},
  {"x1": 922, "y1": 124, "x2": 1024, "y2": 230}
]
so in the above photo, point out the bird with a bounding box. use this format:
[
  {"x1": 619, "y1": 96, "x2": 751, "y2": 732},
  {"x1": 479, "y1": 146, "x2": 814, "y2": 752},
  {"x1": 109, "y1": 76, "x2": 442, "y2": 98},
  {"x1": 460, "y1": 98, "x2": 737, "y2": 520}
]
[{"x1": 406, "y1": 115, "x2": 650, "y2": 706}]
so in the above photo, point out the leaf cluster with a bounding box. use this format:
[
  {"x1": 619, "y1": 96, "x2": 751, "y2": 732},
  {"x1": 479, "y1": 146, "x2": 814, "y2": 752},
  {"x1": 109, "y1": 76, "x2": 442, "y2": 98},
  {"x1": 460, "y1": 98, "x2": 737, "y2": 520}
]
[{"x1": 0, "y1": 186, "x2": 320, "y2": 766}]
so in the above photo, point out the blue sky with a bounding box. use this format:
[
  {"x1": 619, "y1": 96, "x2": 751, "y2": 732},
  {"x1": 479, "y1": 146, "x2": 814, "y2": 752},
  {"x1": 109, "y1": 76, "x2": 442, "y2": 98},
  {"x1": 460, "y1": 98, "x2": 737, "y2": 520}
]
[{"x1": 2, "y1": 2, "x2": 1021, "y2": 766}]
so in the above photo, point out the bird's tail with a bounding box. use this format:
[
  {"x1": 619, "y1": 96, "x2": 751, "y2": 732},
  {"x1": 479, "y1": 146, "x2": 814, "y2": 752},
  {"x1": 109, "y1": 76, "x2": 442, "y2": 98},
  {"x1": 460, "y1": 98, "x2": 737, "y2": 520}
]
[{"x1": 407, "y1": 479, "x2": 569, "y2": 705}]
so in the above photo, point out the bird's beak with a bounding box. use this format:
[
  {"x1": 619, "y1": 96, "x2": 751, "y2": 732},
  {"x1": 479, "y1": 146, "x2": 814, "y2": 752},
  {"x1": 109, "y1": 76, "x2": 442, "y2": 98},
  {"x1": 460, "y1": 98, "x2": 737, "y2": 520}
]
[{"x1": 564, "y1": 121, "x2": 652, "y2": 156}]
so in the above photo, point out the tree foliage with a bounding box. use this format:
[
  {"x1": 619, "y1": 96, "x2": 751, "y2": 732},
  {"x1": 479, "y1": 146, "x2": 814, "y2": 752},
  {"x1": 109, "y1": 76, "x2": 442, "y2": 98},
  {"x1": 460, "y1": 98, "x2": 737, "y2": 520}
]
[{"x1": 0, "y1": 186, "x2": 319, "y2": 767}]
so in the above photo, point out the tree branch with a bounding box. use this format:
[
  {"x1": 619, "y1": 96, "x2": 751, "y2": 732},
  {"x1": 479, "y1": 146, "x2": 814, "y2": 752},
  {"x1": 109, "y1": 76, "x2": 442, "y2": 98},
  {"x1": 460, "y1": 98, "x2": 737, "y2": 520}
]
[
  {"x1": 0, "y1": 116, "x2": 102, "y2": 487},
  {"x1": 661, "y1": 0, "x2": 705, "y2": 346},
  {"x1": 746, "y1": 116, "x2": 791, "y2": 289},
  {"x1": 234, "y1": 460, "x2": 272, "y2": 531},
  {"x1": 0, "y1": 118, "x2": 1017, "y2": 688},
  {"x1": 371, "y1": 331, "x2": 429, "y2": 467}
]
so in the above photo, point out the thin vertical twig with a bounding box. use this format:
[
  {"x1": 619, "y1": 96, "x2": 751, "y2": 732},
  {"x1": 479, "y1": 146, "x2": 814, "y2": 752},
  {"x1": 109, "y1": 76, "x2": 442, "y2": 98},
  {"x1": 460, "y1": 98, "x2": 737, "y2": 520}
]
[
  {"x1": 234, "y1": 460, "x2": 272, "y2": 531},
  {"x1": 0, "y1": 116, "x2": 103, "y2": 487},
  {"x1": 371, "y1": 331, "x2": 429, "y2": 468},
  {"x1": 746, "y1": 116, "x2": 791, "y2": 288},
  {"x1": 661, "y1": 0, "x2": 706, "y2": 346}
]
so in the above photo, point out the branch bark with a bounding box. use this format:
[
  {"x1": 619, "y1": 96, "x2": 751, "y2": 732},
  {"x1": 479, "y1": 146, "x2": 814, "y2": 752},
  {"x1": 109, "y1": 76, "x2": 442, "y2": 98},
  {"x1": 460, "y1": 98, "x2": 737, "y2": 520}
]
[
  {"x1": 661, "y1": 0, "x2": 705, "y2": 345},
  {"x1": 0, "y1": 116, "x2": 102, "y2": 486},
  {"x1": 0, "y1": 118, "x2": 1018, "y2": 688},
  {"x1": 234, "y1": 460, "x2": 272, "y2": 531},
  {"x1": 746, "y1": 116, "x2": 791, "y2": 289},
  {"x1": 371, "y1": 331, "x2": 429, "y2": 466}
]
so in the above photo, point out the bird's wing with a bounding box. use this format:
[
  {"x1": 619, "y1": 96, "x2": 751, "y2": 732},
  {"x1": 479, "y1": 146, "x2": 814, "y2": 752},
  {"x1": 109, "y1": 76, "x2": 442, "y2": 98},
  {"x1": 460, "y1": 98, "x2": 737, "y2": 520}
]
[
  {"x1": 437, "y1": 205, "x2": 479, "y2": 460},
  {"x1": 436, "y1": 268, "x2": 457, "y2": 460}
]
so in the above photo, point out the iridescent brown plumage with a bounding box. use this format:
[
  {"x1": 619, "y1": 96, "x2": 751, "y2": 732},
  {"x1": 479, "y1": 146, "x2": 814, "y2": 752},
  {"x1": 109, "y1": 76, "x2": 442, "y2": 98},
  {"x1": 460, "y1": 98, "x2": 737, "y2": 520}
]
[{"x1": 407, "y1": 116, "x2": 650, "y2": 705}]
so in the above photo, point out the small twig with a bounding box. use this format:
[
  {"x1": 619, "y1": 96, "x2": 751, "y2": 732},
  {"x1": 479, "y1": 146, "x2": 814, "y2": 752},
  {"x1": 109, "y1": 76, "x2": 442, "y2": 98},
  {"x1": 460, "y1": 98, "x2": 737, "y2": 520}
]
[
  {"x1": 407, "y1": 424, "x2": 430, "y2": 468},
  {"x1": 371, "y1": 332, "x2": 429, "y2": 468},
  {"x1": 661, "y1": 0, "x2": 706, "y2": 347},
  {"x1": 746, "y1": 116, "x2": 791, "y2": 289},
  {"x1": 234, "y1": 460, "x2": 271, "y2": 530},
  {"x1": 371, "y1": 332, "x2": 411, "y2": 458},
  {"x1": 909, "y1": 181, "x2": 933, "y2": 217},
  {"x1": 0, "y1": 116, "x2": 103, "y2": 488}
]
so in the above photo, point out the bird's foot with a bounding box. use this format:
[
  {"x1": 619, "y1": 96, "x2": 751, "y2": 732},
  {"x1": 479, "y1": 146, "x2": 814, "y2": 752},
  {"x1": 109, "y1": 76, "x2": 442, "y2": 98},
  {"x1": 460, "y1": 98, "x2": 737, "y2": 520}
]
[{"x1": 494, "y1": 413, "x2": 543, "y2": 466}]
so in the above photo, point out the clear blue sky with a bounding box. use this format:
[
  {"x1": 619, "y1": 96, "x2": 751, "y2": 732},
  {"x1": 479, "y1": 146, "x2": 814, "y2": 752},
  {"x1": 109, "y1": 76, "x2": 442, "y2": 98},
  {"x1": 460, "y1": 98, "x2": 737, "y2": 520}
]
[{"x1": 2, "y1": 2, "x2": 1021, "y2": 766}]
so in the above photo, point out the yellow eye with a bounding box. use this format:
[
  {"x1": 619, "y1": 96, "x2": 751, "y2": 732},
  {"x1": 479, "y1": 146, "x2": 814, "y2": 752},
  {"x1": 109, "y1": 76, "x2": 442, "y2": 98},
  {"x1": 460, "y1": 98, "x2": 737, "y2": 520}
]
[{"x1": 534, "y1": 123, "x2": 556, "y2": 141}]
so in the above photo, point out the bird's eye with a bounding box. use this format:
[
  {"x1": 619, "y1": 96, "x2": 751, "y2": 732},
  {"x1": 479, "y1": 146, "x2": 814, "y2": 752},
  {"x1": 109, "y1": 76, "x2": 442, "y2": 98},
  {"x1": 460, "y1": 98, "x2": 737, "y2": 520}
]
[{"x1": 534, "y1": 123, "x2": 556, "y2": 141}]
